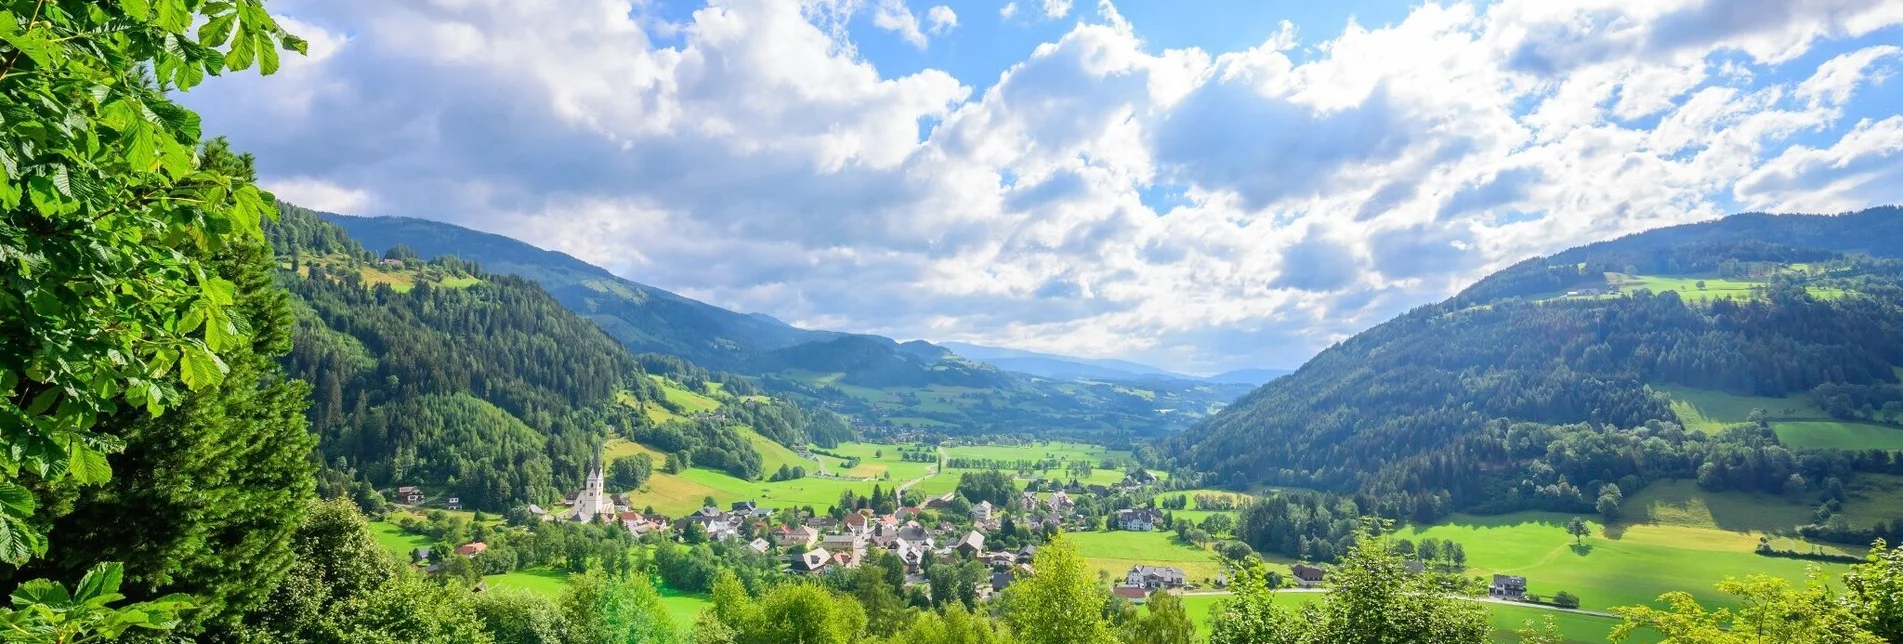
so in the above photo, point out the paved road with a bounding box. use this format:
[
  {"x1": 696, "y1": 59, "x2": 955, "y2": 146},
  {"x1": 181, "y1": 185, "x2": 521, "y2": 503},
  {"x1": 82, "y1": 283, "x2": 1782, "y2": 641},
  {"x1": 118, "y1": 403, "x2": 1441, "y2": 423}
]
[{"x1": 895, "y1": 446, "x2": 945, "y2": 505}]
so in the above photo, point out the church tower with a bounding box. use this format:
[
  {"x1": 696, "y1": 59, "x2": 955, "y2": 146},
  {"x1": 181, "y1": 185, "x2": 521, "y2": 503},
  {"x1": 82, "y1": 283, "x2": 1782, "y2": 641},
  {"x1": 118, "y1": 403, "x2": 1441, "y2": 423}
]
[{"x1": 572, "y1": 449, "x2": 612, "y2": 523}]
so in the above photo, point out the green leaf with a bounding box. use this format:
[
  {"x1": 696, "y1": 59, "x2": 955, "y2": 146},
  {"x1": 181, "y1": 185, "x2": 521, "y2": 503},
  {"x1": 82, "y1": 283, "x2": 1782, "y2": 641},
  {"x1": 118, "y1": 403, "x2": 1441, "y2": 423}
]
[
  {"x1": 67, "y1": 439, "x2": 112, "y2": 485},
  {"x1": 0, "y1": 515, "x2": 42, "y2": 565},
  {"x1": 10, "y1": 579, "x2": 69, "y2": 608},
  {"x1": 0, "y1": 21, "x2": 60, "y2": 67},
  {"x1": 282, "y1": 33, "x2": 309, "y2": 56},
  {"x1": 153, "y1": 0, "x2": 193, "y2": 33},
  {"x1": 201, "y1": 276, "x2": 236, "y2": 307},
  {"x1": 0, "y1": 483, "x2": 35, "y2": 517},
  {"x1": 26, "y1": 389, "x2": 58, "y2": 416},
  {"x1": 73, "y1": 562, "x2": 124, "y2": 603},
  {"x1": 117, "y1": 0, "x2": 152, "y2": 20},
  {"x1": 198, "y1": 13, "x2": 237, "y2": 48},
  {"x1": 125, "y1": 122, "x2": 160, "y2": 172},
  {"x1": 225, "y1": 25, "x2": 257, "y2": 71},
  {"x1": 178, "y1": 344, "x2": 227, "y2": 391},
  {"x1": 178, "y1": 305, "x2": 205, "y2": 335},
  {"x1": 257, "y1": 34, "x2": 281, "y2": 75}
]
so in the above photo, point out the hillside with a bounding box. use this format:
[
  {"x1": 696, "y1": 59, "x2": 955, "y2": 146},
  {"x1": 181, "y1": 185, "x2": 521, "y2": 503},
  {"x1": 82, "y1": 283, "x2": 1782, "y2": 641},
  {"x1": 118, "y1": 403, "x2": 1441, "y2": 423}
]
[
  {"x1": 322, "y1": 211, "x2": 1243, "y2": 437},
  {"x1": 1169, "y1": 207, "x2": 1903, "y2": 531},
  {"x1": 267, "y1": 205, "x2": 842, "y2": 509}
]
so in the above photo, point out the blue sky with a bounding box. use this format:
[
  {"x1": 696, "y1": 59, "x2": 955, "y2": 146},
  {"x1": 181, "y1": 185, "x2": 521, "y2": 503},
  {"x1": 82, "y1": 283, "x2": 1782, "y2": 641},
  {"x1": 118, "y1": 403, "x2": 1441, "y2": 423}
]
[{"x1": 182, "y1": 0, "x2": 1903, "y2": 374}]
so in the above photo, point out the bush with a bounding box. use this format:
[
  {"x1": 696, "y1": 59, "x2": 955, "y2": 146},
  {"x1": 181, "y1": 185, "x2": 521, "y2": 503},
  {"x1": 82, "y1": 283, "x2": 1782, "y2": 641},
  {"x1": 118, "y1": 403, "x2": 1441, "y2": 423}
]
[{"x1": 1552, "y1": 591, "x2": 1580, "y2": 609}]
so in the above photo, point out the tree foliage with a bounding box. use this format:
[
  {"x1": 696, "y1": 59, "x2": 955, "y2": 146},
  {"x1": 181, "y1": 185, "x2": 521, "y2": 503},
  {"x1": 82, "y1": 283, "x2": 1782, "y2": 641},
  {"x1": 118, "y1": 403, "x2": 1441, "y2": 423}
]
[{"x1": 1007, "y1": 533, "x2": 1116, "y2": 644}]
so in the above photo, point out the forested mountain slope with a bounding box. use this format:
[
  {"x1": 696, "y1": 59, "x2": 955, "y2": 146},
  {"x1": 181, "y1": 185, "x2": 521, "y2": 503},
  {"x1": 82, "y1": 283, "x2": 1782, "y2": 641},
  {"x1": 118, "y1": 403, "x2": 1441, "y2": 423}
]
[
  {"x1": 267, "y1": 205, "x2": 842, "y2": 509},
  {"x1": 323, "y1": 211, "x2": 1243, "y2": 437},
  {"x1": 1168, "y1": 207, "x2": 1903, "y2": 519}
]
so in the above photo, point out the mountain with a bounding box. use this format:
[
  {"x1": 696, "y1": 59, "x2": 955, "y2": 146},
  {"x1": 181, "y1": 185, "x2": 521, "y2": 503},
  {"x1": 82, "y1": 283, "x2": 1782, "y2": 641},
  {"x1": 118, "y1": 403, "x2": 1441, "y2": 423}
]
[
  {"x1": 319, "y1": 211, "x2": 1244, "y2": 437},
  {"x1": 939, "y1": 342, "x2": 1188, "y2": 379},
  {"x1": 1203, "y1": 368, "x2": 1293, "y2": 386},
  {"x1": 1168, "y1": 206, "x2": 1903, "y2": 521},
  {"x1": 324, "y1": 213, "x2": 834, "y2": 369},
  {"x1": 267, "y1": 205, "x2": 838, "y2": 509}
]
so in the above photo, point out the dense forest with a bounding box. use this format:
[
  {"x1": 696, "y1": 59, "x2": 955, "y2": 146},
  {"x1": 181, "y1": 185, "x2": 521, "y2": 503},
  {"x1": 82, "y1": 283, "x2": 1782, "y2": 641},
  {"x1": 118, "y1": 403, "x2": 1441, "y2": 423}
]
[
  {"x1": 268, "y1": 206, "x2": 844, "y2": 508},
  {"x1": 1168, "y1": 208, "x2": 1903, "y2": 522}
]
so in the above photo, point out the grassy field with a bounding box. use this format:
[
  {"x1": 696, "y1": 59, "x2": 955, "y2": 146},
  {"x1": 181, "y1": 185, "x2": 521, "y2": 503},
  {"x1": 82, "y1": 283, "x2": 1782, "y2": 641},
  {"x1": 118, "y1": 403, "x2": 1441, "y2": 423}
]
[
  {"x1": 1068, "y1": 531, "x2": 1227, "y2": 585},
  {"x1": 1659, "y1": 385, "x2": 1903, "y2": 449},
  {"x1": 485, "y1": 567, "x2": 571, "y2": 596},
  {"x1": 1397, "y1": 512, "x2": 1851, "y2": 612},
  {"x1": 1169, "y1": 592, "x2": 1644, "y2": 643},
  {"x1": 825, "y1": 442, "x2": 936, "y2": 481},
  {"x1": 659, "y1": 587, "x2": 713, "y2": 631},
  {"x1": 602, "y1": 437, "x2": 665, "y2": 464},
  {"x1": 369, "y1": 521, "x2": 431, "y2": 558},
  {"x1": 744, "y1": 428, "x2": 821, "y2": 475}
]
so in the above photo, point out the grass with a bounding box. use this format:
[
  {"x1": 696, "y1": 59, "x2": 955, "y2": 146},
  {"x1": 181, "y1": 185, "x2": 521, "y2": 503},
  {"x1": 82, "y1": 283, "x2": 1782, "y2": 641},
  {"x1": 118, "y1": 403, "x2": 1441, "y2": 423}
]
[
  {"x1": 659, "y1": 587, "x2": 713, "y2": 632},
  {"x1": 1170, "y1": 591, "x2": 1644, "y2": 643},
  {"x1": 741, "y1": 427, "x2": 820, "y2": 475},
  {"x1": 1067, "y1": 531, "x2": 1227, "y2": 585},
  {"x1": 485, "y1": 567, "x2": 571, "y2": 597},
  {"x1": 943, "y1": 442, "x2": 1112, "y2": 463},
  {"x1": 1397, "y1": 512, "x2": 1853, "y2": 612},
  {"x1": 602, "y1": 437, "x2": 665, "y2": 464},
  {"x1": 1774, "y1": 421, "x2": 1903, "y2": 450},
  {"x1": 368, "y1": 521, "x2": 431, "y2": 559},
  {"x1": 1623, "y1": 476, "x2": 1903, "y2": 538},
  {"x1": 1659, "y1": 384, "x2": 1903, "y2": 449}
]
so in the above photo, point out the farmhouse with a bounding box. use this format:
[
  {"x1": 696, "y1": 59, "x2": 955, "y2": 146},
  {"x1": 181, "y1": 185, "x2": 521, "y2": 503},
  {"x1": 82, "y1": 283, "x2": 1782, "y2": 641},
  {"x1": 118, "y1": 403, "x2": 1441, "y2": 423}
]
[
  {"x1": 973, "y1": 501, "x2": 994, "y2": 521},
  {"x1": 1111, "y1": 585, "x2": 1149, "y2": 601},
  {"x1": 795, "y1": 548, "x2": 831, "y2": 574},
  {"x1": 1125, "y1": 565, "x2": 1186, "y2": 589},
  {"x1": 454, "y1": 542, "x2": 487, "y2": 557},
  {"x1": 748, "y1": 538, "x2": 771, "y2": 554},
  {"x1": 775, "y1": 524, "x2": 820, "y2": 548},
  {"x1": 395, "y1": 486, "x2": 424, "y2": 504},
  {"x1": 1291, "y1": 564, "x2": 1325, "y2": 588},
  {"x1": 445, "y1": 496, "x2": 462, "y2": 511},
  {"x1": 1490, "y1": 574, "x2": 1528, "y2": 601},
  {"x1": 956, "y1": 531, "x2": 986, "y2": 557},
  {"x1": 1114, "y1": 507, "x2": 1163, "y2": 531}
]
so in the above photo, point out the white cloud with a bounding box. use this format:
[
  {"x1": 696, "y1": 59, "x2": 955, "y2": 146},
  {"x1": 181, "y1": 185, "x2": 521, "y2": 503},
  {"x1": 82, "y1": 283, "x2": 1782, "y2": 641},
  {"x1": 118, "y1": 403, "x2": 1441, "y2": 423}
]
[
  {"x1": 873, "y1": 0, "x2": 929, "y2": 48},
  {"x1": 1797, "y1": 44, "x2": 1903, "y2": 106},
  {"x1": 1000, "y1": 2, "x2": 1017, "y2": 20},
  {"x1": 185, "y1": 0, "x2": 1903, "y2": 373},
  {"x1": 264, "y1": 177, "x2": 374, "y2": 214},
  {"x1": 926, "y1": 5, "x2": 958, "y2": 35}
]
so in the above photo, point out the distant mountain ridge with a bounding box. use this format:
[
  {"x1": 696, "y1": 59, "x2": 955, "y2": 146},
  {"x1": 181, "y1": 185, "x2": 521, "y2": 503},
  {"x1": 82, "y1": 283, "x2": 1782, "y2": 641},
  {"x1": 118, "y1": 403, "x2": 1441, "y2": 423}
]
[
  {"x1": 321, "y1": 211, "x2": 1250, "y2": 436},
  {"x1": 939, "y1": 341, "x2": 1291, "y2": 385}
]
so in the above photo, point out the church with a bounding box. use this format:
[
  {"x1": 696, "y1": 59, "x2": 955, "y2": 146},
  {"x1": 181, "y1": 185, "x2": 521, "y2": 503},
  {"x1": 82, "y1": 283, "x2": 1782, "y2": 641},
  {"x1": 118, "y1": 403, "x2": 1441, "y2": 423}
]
[{"x1": 569, "y1": 455, "x2": 617, "y2": 524}]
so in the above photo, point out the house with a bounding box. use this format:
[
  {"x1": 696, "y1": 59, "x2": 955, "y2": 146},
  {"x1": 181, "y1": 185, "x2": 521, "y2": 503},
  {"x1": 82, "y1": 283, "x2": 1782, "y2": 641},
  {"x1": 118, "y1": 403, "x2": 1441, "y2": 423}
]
[
  {"x1": 796, "y1": 548, "x2": 832, "y2": 574},
  {"x1": 1490, "y1": 575, "x2": 1527, "y2": 601},
  {"x1": 973, "y1": 501, "x2": 994, "y2": 521},
  {"x1": 821, "y1": 533, "x2": 866, "y2": 566},
  {"x1": 1048, "y1": 490, "x2": 1073, "y2": 512},
  {"x1": 1291, "y1": 564, "x2": 1325, "y2": 588},
  {"x1": 955, "y1": 531, "x2": 985, "y2": 557},
  {"x1": 411, "y1": 547, "x2": 431, "y2": 562},
  {"x1": 844, "y1": 513, "x2": 869, "y2": 533},
  {"x1": 774, "y1": 524, "x2": 819, "y2": 548},
  {"x1": 896, "y1": 521, "x2": 932, "y2": 544},
  {"x1": 923, "y1": 492, "x2": 956, "y2": 509},
  {"x1": 1121, "y1": 470, "x2": 1157, "y2": 487},
  {"x1": 526, "y1": 504, "x2": 550, "y2": 521},
  {"x1": 454, "y1": 542, "x2": 488, "y2": 557},
  {"x1": 893, "y1": 540, "x2": 928, "y2": 572},
  {"x1": 1112, "y1": 585, "x2": 1149, "y2": 601},
  {"x1": 1018, "y1": 492, "x2": 1041, "y2": 512},
  {"x1": 748, "y1": 538, "x2": 771, "y2": 554},
  {"x1": 1114, "y1": 508, "x2": 1163, "y2": 531},
  {"x1": 395, "y1": 486, "x2": 424, "y2": 504},
  {"x1": 1126, "y1": 565, "x2": 1186, "y2": 589},
  {"x1": 446, "y1": 496, "x2": 462, "y2": 511},
  {"x1": 991, "y1": 569, "x2": 1015, "y2": 592},
  {"x1": 1016, "y1": 545, "x2": 1038, "y2": 564},
  {"x1": 732, "y1": 501, "x2": 758, "y2": 513}
]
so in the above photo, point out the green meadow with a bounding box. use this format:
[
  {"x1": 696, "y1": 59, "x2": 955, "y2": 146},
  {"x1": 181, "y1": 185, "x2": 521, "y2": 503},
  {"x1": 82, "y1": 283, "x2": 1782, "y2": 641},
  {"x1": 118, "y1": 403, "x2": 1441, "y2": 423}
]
[
  {"x1": 1397, "y1": 512, "x2": 1850, "y2": 612},
  {"x1": 1068, "y1": 530, "x2": 1229, "y2": 584},
  {"x1": 1659, "y1": 384, "x2": 1903, "y2": 449},
  {"x1": 1169, "y1": 593, "x2": 1644, "y2": 643}
]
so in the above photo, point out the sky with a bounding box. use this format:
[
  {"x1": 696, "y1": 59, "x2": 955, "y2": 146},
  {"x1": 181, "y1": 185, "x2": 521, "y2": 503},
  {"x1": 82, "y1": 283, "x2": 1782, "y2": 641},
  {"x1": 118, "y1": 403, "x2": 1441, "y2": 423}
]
[{"x1": 184, "y1": 0, "x2": 1903, "y2": 375}]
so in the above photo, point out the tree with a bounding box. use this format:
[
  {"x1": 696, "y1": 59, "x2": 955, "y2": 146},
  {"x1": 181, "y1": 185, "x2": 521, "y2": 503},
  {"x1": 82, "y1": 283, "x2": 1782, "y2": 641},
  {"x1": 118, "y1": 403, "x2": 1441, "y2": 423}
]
[
  {"x1": 474, "y1": 588, "x2": 566, "y2": 644},
  {"x1": 1552, "y1": 591, "x2": 1580, "y2": 609},
  {"x1": 1210, "y1": 526, "x2": 1489, "y2": 644},
  {"x1": 1007, "y1": 533, "x2": 1116, "y2": 644},
  {"x1": 1, "y1": 0, "x2": 304, "y2": 567},
  {"x1": 1843, "y1": 539, "x2": 1903, "y2": 640},
  {"x1": 1514, "y1": 616, "x2": 1568, "y2": 644},
  {"x1": 894, "y1": 603, "x2": 1014, "y2": 644},
  {"x1": 1610, "y1": 573, "x2": 1880, "y2": 643},
  {"x1": 1566, "y1": 517, "x2": 1591, "y2": 545},
  {"x1": 2, "y1": 155, "x2": 317, "y2": 633},
  {"x1": 610, "y1": 454, "x2": 654, "y2": 491},
  {"x1": 1597, "y1": 484, "x2": 1623, "y2": 523},
  {"x1": 1121, "y1": 589, "x2": 1195, "y2": 644},
  {"x1": 1696, "y1": 280, "x2": 1708, "y2": 290}
]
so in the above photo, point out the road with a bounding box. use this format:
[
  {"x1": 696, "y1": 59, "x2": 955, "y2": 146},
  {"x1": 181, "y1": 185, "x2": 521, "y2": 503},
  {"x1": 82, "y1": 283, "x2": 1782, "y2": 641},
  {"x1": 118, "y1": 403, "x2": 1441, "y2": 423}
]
[{"x1": 895, "y1": 446, "x2": 945, "y2": 506}]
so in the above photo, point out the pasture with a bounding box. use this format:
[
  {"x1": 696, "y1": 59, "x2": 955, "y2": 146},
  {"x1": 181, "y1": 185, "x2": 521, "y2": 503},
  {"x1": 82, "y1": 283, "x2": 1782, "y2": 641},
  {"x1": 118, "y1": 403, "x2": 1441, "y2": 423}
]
[
  {"x1": 1624, "y1": 476, "x2": 1903, "y2": 535},
  {"x1": 1397, "y1": 512, "x2": 1851, "y2": 612},
  {"x1": 1168, "y1": 593, "x2": 1643, "y2": 643},
  {"x1": 369, "y1": 521, "x2": 431, "y2": 558},
  {"x1": 1067, "y1": 530, "x2": 1227, "y2": 585},
  {"x1": 485, "y1": 567, "x2": 570, "y2": 596},
  {"x1": 1660, "y1": 385, "x2": 1903, "y2": 449}
]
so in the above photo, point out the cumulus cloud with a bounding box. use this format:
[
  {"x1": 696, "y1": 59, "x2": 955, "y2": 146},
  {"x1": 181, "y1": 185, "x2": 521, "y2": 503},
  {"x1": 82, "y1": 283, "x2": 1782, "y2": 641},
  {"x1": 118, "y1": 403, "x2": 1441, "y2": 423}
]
[{"x1": 182, "y1": 0, "x2": 1903, "y2": 373}]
